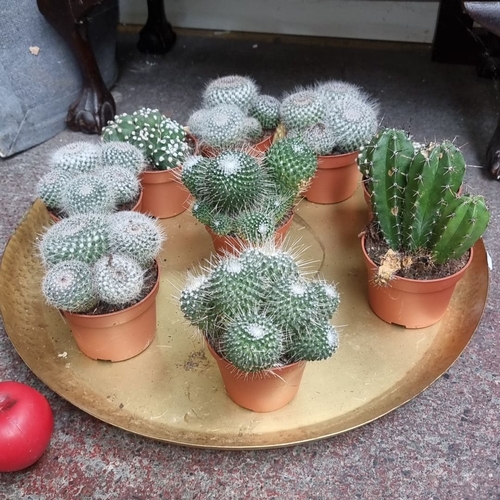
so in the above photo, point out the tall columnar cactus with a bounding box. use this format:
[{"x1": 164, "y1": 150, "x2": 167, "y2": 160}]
[
  {"x1": 39, "y1": 214, "x2": 110, "y2": 267},
  {"x1": 249, "y1": 95, "x2": 281, "y2": 130},
  {"x1": 179, "y1": 244, "x2": 340, "y2": 373},
  {"x1": 202, "y1": 75, "x2": 259, "y2": 113},
  {"x1": 42, "y1": 260, "x2": 97, "y2": 313},
  {"x1": 101, "y1": 142, "x2": 145, "y2": 175},
  {"x1": 93, "y1": 254, "x2": 145, "y2": 306},
  {"x1": 97, "y1": 165, "x2": 141, "y2": 205},
  {"x1": 279, "y1": 90, "x2": 326, "y2": 131},
  {"x1": 36, "y1": 169, "x2": 74, "y2": 210},
  {"x1": 51, "y1": 142, "x2": 102, "y2": 174},
  {"x1": 107, "y1": 211, "x2": 164, "y2": 267},
  {"x1": 61, "y1": 174, "x2": 116, "y2": 216}
]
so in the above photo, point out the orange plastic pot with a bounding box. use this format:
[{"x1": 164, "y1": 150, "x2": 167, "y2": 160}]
[
  {"x1": 206, "y1": 213, "x2": 293, "y2": 255},
  {"x1": 361, "y1": 235, "x2": 473, "y2": 329},
  {"x1": 62, "y1": 270, "x2": 160, "y2": 362},
  {"x1": 305, "y1": 151, "x2": 360, "y2": 204},
  {"x1": 206, "y1": 343, "x2": 306, "y2": 412},
  {"x1": 139, "y1": 166, "x2": 190, "y2": 219}
]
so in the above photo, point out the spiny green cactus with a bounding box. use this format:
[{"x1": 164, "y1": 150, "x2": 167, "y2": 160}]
[
  {"x1": 179, "y1": 244, "x2": 340, "y2": 373},
  {"x1": 243, "y1": 117, "x2": 263, "y2": 141},
  {"x1": 324, "y1": 95, "x2": 379, "y2": 153},
  {"x1": 97, "y1": 166, "x2": 141, "y2": 205},
  {"x1": 93, "y1": 254, "x2": 145, "y2": 306},
  {"x1": 61, "y1": 174, "x2": 116, "y2": 216},
  {"x1": 181, "y1": 155, "x2": 211, "y2": 200},
  {"x1": 42, "y1": 260, "x2": 97, "y2": 313},
  {"x1": 102, "y1": 108, "x2": 189, "y2": 170},
  {"x1": 264, "y1": 136, "x2": 317, "y2": 192},
  {"x1": 290, "y1": 123, "x2": 339, "y2": 156},
  {"x1": 279, "y1": 90, "x2": 326, "y2": 131},
  {"x1": 36, "y1": 169, "x2": 74, "y2": 210},
  {"x1": 313, "y1": 80, "x2": 367, "y2": 106},
  {"x1": 202, "y1": 75, "x2": 259, "y2": 113},
  {"x1": 39, "y1": 214, "x2": 109, "y2": 267},
  {"x1": 234, "y1": 209, "x2": 276, "y2": 243},
  {"x1": 206, "y1": 210, "x2": 235, "y2": 236},
  {"x1": 101, "y1": 142, "x2": 145, "y2": 175},
  {"x1": 51, "y1": 142, "x2": 102, "y2": 174},
  {"x1": 108, "y1": 211, "x2": 164, "y2": 267},
  {"x1": 249, "y1": 95, "x2": 281, "y2": 130}
]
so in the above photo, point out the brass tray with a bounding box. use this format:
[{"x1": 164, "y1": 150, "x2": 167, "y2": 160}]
[{"x1": 0, "y1": 188, "x2": 489, "y2": 449}]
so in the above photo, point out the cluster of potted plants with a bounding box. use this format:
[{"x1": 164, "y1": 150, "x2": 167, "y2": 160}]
[{"x1": 32, "y1": 75, "x2": 491, "y2": 414}]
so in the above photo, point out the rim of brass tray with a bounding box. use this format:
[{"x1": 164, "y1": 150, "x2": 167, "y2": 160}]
[{"x1": 0, "y1": 197, "x2": 489, "y2": 450}]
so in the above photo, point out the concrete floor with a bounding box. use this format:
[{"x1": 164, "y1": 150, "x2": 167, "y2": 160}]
[{"x1": 1, "y1": 28, "x2": 499, "y2": 499}]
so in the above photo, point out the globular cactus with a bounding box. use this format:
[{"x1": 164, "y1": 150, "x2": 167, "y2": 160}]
[
  {"x1": 97, "y1": 165, "x2": 141, "y2": 205},
  {"x1": 249, "y1": 95, "x2": 281, "y2": 130},
  {"x1": 107, "y1": 211, "x2": 164, "y2": 267},
  {"x1": 179, "y1": 244, "x2": 340, "y2": 373},
  {"x1": 181, "y1": 155, "x2": 212, "y2": 200},
  {"x1": 243, "y1": 117, "x2": 263, "y2": 141},
  {"x1": 234, "y1": 209, "x2": 276, "y2": 243},
  {"x1": 279, "y1": 90, "x2": 326, "y2": 131},
  {"x1": 289, "y1": 123, "x2": 339, "y2": 156},
  {"x1": 36, "y1": 169, "x2": 74, "y2": 210},
  {"x1": 101, "y1": 142, "x2": 145, "y2": 175},
  {"x1": 313, "y1": 80, "x2": 367, "y2": 106},
  {"x1": 264, "y1": 136, "x2": 317, "y2": 192},
  {"x1": 61, "y1": 174, "x2": 116, "y2": 216},
  {"x1": 202, "y1": 75, "x2": 259, "y2": 113},
  {"x1": 51, "y1": 142, "x2": 102, "y2": 174},
  {"x1": 93, "y1": 254, "x2": 145, "y2": 306},
  {"x1": 323, "y1": 95, "x2": 379, "y2": 153},
  {"x1": 42, "y1": 260, "x2": 97, "y2": 313},
  {"x1": 39, "y1": 214, "x2": 109, "y2": 267}
]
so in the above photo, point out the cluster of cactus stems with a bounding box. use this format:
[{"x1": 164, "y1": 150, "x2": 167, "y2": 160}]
[
  {"x1": 37, "y1": 141, "x2": 145, "y2": 216},
  {"x1": 280, "y1": 80, "x2": 379, "y2": 155},
  {"x1": 102, "y1": 108, "x2": 190, "y2": 170},
  {"x1": 359, "y1": 128, "x2": 490, "y2": 264},
  {"x1": 179, "y1": 242, "x2": 340, "y2": 372},
  {"x1": 40, "y1": 211, "x2": 164, "y2": 313},
  {"x1": 187, "y1": 75, "x2": 281, "y2": 150},
  {"x1": 181, "y1": 136, "x2": 317, "y2": 242}
]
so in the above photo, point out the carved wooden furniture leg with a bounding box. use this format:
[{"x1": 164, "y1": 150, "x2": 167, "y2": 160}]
[
  {"x1": 36, "y1": 0, "x2": 116, "y2": 134},
  {"x1": 137, "y1": 0, "x2": 177, "y2": 54},
  {"x1": 463, "y1": 1, "x2": 500, "y2": 178}
]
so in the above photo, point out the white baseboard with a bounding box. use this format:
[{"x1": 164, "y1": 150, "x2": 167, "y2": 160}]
[{"x1": 120, "y1": 1, "x2": 440, "y2": 44}]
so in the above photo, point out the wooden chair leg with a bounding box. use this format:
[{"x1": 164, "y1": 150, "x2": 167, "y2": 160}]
[
  {"x1": 36, "y1": 0, "x2": 116, "y2": 134},
  {"x1": 137, "y1": 0, "x2": 177, "y2": 54}
]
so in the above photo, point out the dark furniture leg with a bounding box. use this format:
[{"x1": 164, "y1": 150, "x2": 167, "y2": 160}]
[
  {"x1": 137, "y1": 0, "x2": 177, "y2": 54},
  {"x1": 36, "y1": 0, "x2": 116, "y2": 134}
]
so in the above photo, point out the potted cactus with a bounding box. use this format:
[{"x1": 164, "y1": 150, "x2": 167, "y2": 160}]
[
  {"x1": 280, "y1": 80, "x2": 379, "y2": 204},
  {"x1": 359, "y1": 128, "x2": 490, "y2": 328},
  {"x1": 38, "y1": 210, "x2": 164, "y2": 361},
  {"x1": 36, "y1": 141, "x2": 145, "y2": 221},
  {"x1": 181, "y1": 136, "x2": 317, "y2": 254},
  {"x1": 102, "y1": 108, "x2": 194, "y2": 218},
  {"x1": 179, "y1": 243, "x2": 340, "y2": 412},
  {"x1": 187, "y1": 75, "x2": 281, "y2": 156}
]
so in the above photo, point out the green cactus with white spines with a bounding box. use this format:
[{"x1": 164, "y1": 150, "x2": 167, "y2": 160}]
[
  {"x1": 234, "y1": 210, "x2": 276, "y2": 243},
  {"x1": 42, "y1": 260, "x2": 97, "y2": 313},
  {"x1": 61, "y1": 174, "x2": 116, "y2": 216},
  {"x1": 36, "y1": 169, "x2": 74, "y2": 210},
  {"x1": 243, "y1": 117, "x2": 263, "y2": 141},
  {"x1": 202, "y1": 75, "x2": 259, "y2": 113},
  {"x1": 264, "y1": 136, "x2": 317, "y2": 192},
  {"x1": 279, "y1": 90, "x2": 326, "y2": 131},
  {"x1": 51, "y1": 142, "x2": 102, "y2": 174},
  {"x1": 93, "y1": 254, "x2": 145, "y2": 306},
  {"x1": 207, "y1": 210, "x2": 235, "y2": 236},
  {"x1": 181, "y1": 155, "x2": 211, "y2": 200},
  {"x1": 39, "y1": 214, "x2": 110, "y2": 267},
  {"x1": 313, "y1": 80, "x2": 367, "y2": 105},
  {"x1": 362, "y1": 128, "x2": 490, "y2": 263},
  {"x1": 102, "y1": 108, "x2": 189, "y2": 170},
  {"x1": 179, "y1": 244, "x2": 340, "y2": 373},
  {"x1": 97, "y1": 165, "x2": 141, "y2": 205},
  {"x1": 108, "y1": 211, "x2": 164, "y2": 268},
  {"x1": 289, "y1": 123, "x2": 339, "y2": 156},
  {"x1": 249, "y1": 95, "x2": 281, "y2": 130},
  {"x1": 101, "y1": 142, "x2": 146, "y2": 175}
]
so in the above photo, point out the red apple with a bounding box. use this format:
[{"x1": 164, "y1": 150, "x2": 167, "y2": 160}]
[{"x1": 0, "y1": 381, "x2": 54, "y2": 472}]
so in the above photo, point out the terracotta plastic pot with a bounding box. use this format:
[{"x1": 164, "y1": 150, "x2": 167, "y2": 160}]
[
  {"x1": 206, "y1": 343, "x2": 306, "y2": 412},
  {"x1": 62, "y1": 269, "x2": 160, "y2": 362},
  {"x1": 305, "y1": 151, "x2": 360, "y2": 204},
  {"x1": 139, "y1": 166, "x2": 190, "y2": 219},
  {"x1": 199, "y1": 132, "x2": 275, "y2": 159},
  {"x1": 361, "y1": 235, "x2": 473, "y2": 329},
  {"x1": 206, "y1": 213, "x2": 294, "y2": 255}
]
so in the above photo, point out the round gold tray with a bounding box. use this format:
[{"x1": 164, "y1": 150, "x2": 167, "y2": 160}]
[{"x1": 0, "y1": 188, "x2": 489, "y2": 449}]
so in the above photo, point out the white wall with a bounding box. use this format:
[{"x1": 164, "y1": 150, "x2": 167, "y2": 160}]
[{"x1": 120, "y1": 1, "x2": 440, "y2": 44}]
